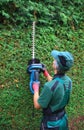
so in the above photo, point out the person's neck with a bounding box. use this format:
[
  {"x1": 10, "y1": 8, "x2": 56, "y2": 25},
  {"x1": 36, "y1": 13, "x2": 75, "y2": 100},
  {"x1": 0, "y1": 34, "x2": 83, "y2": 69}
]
[{"x1": 54, "y1": 69, "x2": 65, "y2": 76}]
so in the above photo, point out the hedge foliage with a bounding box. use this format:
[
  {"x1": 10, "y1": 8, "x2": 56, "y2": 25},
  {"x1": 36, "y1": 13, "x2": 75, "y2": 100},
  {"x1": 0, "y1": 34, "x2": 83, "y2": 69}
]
[
  {"x1": 0, "y1": 0, "x2": 84, "y2": 27},
  {"x1": 0, "y1": 24, "x2": 84, "y2": 130}
]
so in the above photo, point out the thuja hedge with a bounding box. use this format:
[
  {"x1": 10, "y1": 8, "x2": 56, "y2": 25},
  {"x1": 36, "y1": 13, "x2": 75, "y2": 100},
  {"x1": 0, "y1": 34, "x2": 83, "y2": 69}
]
[{"x1": 0, "y1": 0, "x2": 84, "y2": 27}]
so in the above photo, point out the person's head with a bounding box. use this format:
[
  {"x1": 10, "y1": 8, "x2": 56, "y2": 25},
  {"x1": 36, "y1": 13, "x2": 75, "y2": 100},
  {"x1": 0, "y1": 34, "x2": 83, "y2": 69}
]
[{"x1": 51, "y1": 50, "x2": 74, "y2": 74}]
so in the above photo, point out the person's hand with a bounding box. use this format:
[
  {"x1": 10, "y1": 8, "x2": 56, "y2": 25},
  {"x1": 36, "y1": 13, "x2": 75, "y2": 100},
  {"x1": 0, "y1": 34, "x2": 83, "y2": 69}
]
[
  {"x1": 41, "y1": 64, "x2": 49, "y2": 77},
  {"x1": 33, "y1": 82, "x2": 40, "y2": 92}
]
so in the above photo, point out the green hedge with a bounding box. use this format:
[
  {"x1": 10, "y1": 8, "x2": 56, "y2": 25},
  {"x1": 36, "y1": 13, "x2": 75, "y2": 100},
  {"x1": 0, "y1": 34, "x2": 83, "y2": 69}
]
[
  {"x1": 0, "y1": 0, "x2": 84, "y2": 27},
  {"x1": 0, "y1": 24, "x2": 84, "y2": 129}
]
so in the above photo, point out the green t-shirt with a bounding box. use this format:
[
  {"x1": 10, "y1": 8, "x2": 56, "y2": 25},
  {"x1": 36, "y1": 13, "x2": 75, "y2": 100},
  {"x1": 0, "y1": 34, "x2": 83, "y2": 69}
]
[{"x1": 38, "y1": 74, "x2": 72, "y2": 112}]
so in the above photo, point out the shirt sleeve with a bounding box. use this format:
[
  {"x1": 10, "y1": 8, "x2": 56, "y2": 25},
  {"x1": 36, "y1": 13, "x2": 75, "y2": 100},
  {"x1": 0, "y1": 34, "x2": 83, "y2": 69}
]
[{"x1": 38, "y1": 84, "x2": 52, "y2": 108}]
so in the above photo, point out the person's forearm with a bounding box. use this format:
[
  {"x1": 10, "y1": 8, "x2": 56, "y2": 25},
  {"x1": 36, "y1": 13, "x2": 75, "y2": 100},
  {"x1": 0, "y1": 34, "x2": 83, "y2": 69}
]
[
  {"x1": 43, "y1": 70, "x2": 52, "y2": 81},
  {"x1": 33, "y1": 92, "x2": 41, "y2": 109}
]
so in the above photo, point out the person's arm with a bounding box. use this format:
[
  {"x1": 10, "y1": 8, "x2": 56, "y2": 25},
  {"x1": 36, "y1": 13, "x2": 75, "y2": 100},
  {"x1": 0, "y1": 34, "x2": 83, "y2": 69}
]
[
  {"x1": 41, "y1": 64, "x2": 52, "y2": 81},
  {"x1": 33, "y1": 67, "x2": 52, "y2": 109},
  {"x1": 33, "y1": 82, "x2": 41, "y2": 109},
  {"x1": 43, "y1": 69, "x2": 52, "y2": 81},
  {"x1": 33, "y1": 91, "x2": 40, "y2": 109},
  {"x1": 33, "y1": 82, "x2": 53, "y2": 110}
]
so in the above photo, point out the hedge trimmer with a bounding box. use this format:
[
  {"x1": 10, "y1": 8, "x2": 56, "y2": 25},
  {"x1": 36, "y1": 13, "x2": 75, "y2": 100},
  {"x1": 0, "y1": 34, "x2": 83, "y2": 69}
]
[{"x1": 27, "y1": 22, "x2": 43, "y2": 94}]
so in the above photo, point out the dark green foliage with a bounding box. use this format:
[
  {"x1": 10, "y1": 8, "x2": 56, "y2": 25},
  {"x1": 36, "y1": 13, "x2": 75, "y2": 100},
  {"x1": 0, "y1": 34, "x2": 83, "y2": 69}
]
[{"x1": 0, "y1": 0, "x2": 84, "y2": 27}]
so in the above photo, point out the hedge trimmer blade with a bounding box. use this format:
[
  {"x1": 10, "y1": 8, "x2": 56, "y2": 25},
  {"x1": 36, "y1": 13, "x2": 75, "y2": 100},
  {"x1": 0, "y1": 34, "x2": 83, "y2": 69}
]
[
  {"x1": 28, "y1": 21, "x2": 40, "y2": 64},
  {"x1": 32, "y1": 21, "x2": 35, "y2": 59}
]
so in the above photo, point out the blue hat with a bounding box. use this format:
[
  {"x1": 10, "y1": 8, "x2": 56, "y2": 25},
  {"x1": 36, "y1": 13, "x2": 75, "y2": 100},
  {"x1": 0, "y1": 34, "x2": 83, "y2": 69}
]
[{"x1": 51, "y1": 50, "x2": 74, "y2": 71}]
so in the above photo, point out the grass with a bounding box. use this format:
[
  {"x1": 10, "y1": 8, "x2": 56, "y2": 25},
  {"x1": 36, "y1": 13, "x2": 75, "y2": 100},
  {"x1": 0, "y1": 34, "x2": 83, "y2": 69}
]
[{"x1": 0, "y1": 24, "x2": 84, "y2": 130}]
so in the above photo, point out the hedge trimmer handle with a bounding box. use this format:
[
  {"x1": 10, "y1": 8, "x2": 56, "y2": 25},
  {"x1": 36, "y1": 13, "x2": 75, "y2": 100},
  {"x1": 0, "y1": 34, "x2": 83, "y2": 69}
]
[
  {"x1": 27, "y1": 60, "x2": 43, "y2": 94},
  {"x1": 29, "y1": 70, "x2": 40, "y2": 94}
]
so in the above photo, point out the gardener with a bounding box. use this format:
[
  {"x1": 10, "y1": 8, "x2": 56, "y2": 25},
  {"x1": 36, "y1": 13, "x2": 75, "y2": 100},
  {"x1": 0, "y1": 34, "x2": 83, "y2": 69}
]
[{"x1": 33, "y1": 50, "x2": 74, "y2": 130}]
